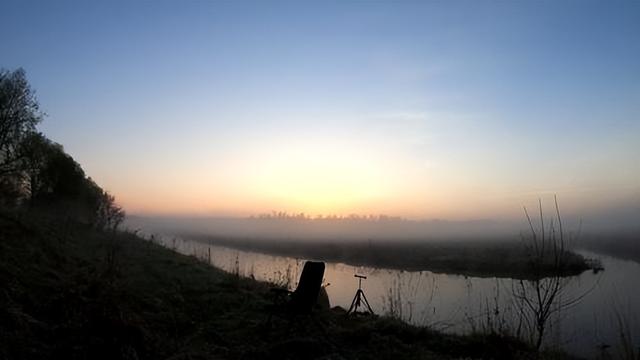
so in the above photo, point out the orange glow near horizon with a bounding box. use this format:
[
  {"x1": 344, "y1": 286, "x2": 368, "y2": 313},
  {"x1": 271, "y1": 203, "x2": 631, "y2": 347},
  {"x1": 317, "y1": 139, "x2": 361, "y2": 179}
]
[
  {"x1": 88, "y1": 125, "x2": 640, "y2": 221},
  {"x1": 112, "y1": 139, "x2": 411, "y2": 217},
  {"x1": 240, "y1": 141, "x2": 395, "y2": 215}
]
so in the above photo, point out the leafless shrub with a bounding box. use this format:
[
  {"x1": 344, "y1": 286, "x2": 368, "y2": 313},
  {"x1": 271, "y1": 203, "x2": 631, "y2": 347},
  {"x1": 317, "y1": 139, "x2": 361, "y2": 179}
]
[{"x1": 513, "y1": 196, "x2": 593, "y2": 351}]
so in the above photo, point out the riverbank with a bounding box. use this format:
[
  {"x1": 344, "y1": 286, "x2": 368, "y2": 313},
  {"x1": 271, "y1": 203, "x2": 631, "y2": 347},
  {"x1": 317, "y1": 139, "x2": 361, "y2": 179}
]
[
  {"x1": 1, "y1": 212, "x2": 575, "y2": 359},
  {"x1": 0, "y1": 211, "x2": 584, "y2": 359}
]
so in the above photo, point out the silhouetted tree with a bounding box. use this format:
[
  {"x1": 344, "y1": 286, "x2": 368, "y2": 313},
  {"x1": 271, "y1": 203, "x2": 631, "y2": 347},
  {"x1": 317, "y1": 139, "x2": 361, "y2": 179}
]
[
  {"x1": 20, "y1": 132, "x2": 52, "y2": 200},
  {"x1": 31, "y1": 141, "x2": 87, "y2": 203},
  {"x1": 87, "y1": 179, "x2": 125, "y2": 231},
  {"x1": 0, "y1": 68, "x2": 42, "y2": 177},
  {"x1": 24, "y1": 139, "x2": 126, "y2": 229},
  {"x1": 0, "y1": 67, "x2": 125, "y2": 230}
]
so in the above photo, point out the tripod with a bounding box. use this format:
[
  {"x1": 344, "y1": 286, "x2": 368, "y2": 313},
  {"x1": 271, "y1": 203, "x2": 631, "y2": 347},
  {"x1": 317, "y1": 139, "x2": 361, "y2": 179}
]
[{"x1": 347, "y1": 274, "x2": 374, "y2": 315}]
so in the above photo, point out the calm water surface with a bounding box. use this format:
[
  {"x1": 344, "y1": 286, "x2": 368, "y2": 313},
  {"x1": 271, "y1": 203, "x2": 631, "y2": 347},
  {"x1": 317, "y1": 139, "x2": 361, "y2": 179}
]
[{"x1": 152, "y1": 235, "x2": 639, "y2": 358}]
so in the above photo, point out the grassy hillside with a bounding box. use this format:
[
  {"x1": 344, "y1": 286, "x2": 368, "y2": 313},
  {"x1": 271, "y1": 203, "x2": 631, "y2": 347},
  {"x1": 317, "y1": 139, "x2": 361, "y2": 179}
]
[{"x1": 0, "y1": 211, "x2": 573, "y2": 360}]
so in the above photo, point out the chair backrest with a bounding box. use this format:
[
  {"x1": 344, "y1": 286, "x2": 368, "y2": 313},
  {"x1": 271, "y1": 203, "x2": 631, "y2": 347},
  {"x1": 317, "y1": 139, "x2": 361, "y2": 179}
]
[{"x1": 290, "y1": 261, "x2": 325, "y2": 314}]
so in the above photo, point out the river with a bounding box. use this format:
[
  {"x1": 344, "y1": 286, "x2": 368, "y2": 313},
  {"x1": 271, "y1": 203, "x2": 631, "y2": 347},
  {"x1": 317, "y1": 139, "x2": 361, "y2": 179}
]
[{"x1": 152, "y1": 234, "x2": 639, "y2": 358}]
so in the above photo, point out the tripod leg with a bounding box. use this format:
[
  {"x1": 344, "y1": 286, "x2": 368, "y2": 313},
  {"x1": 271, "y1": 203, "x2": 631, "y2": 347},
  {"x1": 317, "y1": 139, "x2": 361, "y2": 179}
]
[
  {"x1": 347, "y1": 291, "x2": 359, "y2": 314},
  {"x1": 360, "y1": 290, "x2": 374, "y2": 315}
]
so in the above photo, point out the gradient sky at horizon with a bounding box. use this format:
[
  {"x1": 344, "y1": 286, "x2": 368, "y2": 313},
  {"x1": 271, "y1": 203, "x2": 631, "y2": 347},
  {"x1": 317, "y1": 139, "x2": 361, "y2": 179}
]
[{"x1": 1, "y1": 1, "x2": 639, "y2": 220}]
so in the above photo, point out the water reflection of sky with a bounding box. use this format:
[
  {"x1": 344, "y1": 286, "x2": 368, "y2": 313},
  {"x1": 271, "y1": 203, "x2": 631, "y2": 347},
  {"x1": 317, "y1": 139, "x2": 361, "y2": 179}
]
[{"x1": 155, "y1": 235, "x2": 639, "y2": 359}]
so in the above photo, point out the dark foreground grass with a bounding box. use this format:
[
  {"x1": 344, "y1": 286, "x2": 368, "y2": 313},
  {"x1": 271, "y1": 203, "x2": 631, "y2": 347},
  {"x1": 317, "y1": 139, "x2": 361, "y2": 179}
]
[{"x1": 0, "y1": 213, "x2": 576, "y2": 360}]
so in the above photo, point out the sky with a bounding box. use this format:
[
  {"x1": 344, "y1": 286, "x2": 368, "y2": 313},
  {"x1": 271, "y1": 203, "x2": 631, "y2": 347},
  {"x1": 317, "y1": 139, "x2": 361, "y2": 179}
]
[{"x1": 1, "y1": 1, "x2": 639, "y2": 220}]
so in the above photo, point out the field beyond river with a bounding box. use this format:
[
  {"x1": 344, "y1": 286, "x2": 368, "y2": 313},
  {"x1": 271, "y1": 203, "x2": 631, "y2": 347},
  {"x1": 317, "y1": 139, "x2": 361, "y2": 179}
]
[
  {"x1": 127, "y1": 216, "x2": 598, "y2": 280},
  {"x1": 181, "y1": 234, "x2": 594, "y2": 279}
]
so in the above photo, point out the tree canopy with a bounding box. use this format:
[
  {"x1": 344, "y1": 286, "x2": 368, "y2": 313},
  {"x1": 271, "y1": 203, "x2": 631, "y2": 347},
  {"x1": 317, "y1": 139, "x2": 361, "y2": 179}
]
[
  {"x1": 0, "y1": 68, "x2": 42, "y2": 176},
  {"x1": 0, "y1": 68, "x2": 124, "y2": 231}
]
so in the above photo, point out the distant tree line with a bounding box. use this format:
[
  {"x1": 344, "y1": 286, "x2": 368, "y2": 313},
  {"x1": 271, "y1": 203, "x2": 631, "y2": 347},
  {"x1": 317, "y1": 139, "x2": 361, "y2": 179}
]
[
  {"x1": 0, "y1": 68, "x2": 124, "y2": 230},
  {"x1": 250, "y1": 211, "x2": 405, "y2": 222}
]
